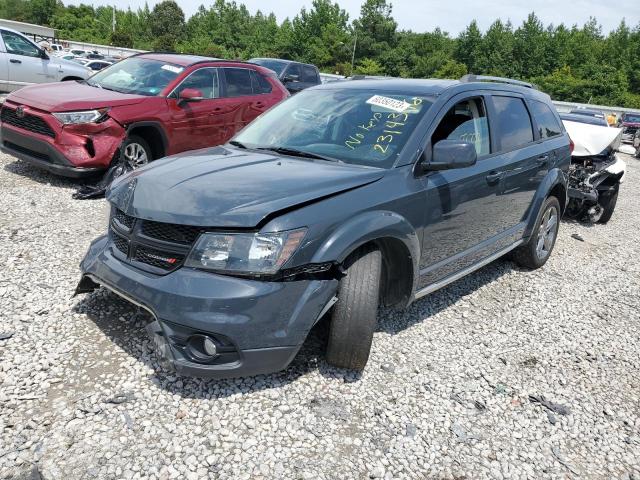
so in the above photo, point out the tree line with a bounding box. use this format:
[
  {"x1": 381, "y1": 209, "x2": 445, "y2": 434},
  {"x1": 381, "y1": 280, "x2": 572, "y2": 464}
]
[{"x1": 1, "y1": 0, "x2": 639, "y2": 108}]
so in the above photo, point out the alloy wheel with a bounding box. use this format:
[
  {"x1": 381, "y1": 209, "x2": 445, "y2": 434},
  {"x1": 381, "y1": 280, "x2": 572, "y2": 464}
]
[
  {"x1": 535, "y1": 205, "x2": 558, "y2": 260},
  {"x1": 123, "y1": 142, "x2": 149, "y2": 169}
]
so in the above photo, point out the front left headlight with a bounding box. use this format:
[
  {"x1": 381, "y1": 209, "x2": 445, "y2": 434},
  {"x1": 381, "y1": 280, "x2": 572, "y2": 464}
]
[
  {"x1": 53, "y1": 108, "x2": 108, "y2": 125},
  {"x1": 184, "y1": 229, "x2": 307, "y2": 275}
]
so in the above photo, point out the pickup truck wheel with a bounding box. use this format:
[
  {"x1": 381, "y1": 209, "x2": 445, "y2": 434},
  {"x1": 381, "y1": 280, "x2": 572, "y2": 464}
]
[
  {"x1": 597, "y1": 184, "x2": 619, "y2": 224},
  {"x1": 326, "y1": 246, "x2": 381, "y2": 371},
  {"x1": 512, "y1": 196, "x2": 560, "y2": 270},
  {"x1": 122, "y1": 135, "x2": 152, "y2": 169}
]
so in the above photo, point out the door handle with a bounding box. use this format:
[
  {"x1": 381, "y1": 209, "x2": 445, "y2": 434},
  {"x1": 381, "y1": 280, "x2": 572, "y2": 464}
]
[
  {"x1": 485, "y1": 171, "x2": 502, "y2": 185},
  {"x1": 10, "y1": 59, "x2": 21, "y2": 64}
]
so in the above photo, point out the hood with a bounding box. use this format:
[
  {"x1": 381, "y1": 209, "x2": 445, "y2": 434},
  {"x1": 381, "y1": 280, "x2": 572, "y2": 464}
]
[
  {"x1": 8, "y1": 82, "x2": 148, "y2": 112},
  {"x1": 562, "y1": 120, "x2": 622, "y2": 157},
  {"x1": 107, "y1": 147, "x2": 385, "y2": 228}
]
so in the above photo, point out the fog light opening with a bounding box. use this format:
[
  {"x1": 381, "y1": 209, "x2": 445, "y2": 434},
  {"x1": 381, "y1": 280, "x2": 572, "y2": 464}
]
[{"x1": 186, "y1": 334, "x2": 219, "y2": 362}]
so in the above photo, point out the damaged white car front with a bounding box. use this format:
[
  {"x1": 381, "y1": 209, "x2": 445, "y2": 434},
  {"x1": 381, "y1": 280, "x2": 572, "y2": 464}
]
[{"x1": 562, "y1": 118, "x2": 626, "y2": 223}]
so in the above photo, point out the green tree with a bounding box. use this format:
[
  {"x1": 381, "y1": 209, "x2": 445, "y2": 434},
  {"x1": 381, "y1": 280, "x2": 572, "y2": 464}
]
[
  {"x1": 353, "y1": 0, "x2": 397, "y2": 62},
  {"x1": 149, "y1": 0, "x2": 185, "y2": 51},
  {"x1": 454, "y1": 20, "x2": 482, "y2": 73}
]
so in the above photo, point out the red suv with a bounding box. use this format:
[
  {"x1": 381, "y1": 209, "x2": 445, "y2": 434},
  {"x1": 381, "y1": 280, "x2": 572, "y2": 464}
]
[{"x1": 0, "y1": 53, "x2": 289, "y2": 177}]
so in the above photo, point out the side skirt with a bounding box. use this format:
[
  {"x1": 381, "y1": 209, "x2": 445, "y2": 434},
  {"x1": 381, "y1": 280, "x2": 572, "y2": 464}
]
[{"x1": 413, "y1": 239, "x2": 523, "y2": 300}]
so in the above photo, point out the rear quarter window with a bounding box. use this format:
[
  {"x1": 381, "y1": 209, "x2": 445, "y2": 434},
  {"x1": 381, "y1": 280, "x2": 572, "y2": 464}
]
[
  {"x1": 529, "y1": 100, "x2": 562, "y2": 139},
  {"x1": 492, "y1": 96, "x2": 534, "y2": 151},
  {"x1": 223, "y1": 68, "x2": 253, "y2": 97}
]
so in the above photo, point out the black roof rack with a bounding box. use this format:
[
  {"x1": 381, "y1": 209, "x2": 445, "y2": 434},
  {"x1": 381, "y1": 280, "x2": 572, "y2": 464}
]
[{"x1": 460, "y1": 74, "x2": 537, "y2": 90}]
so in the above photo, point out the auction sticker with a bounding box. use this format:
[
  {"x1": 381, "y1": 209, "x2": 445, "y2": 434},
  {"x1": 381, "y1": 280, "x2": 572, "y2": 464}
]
[
  {"x1": 366, "y1": 95, "x2": 410, "y2": 112},
  {"x1": 161, "y1": 64, "x2": 184, "y2": 74}
]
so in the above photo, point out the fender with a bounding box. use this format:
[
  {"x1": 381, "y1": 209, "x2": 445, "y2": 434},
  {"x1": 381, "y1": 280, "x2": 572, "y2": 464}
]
[
  {"x1": 121, "y1": 120, "x2": 170, "y2": 155},
  {"x1": 524, "y1": 167, "x2": 567, "y2": 237},
  {"x1": 311, "y1": 210, "x2": 421, "y2": 298}
]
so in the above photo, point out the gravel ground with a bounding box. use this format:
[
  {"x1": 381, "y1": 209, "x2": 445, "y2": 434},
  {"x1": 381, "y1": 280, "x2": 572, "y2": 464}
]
[{"x1": 1, "y1": 151, "x2": 639, "y2": 480}]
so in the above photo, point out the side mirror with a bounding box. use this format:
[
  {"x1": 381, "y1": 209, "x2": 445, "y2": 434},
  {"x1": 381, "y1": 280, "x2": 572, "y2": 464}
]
[
  {"x1": 282, "y1": 74, "x2": 299, "y2": 84},
  {"x1": 178, "y1": 88, "x2": 204, "y2": 103},
  {"x1": 421, "y1": 139, "x2": 477, "y2": 172}
]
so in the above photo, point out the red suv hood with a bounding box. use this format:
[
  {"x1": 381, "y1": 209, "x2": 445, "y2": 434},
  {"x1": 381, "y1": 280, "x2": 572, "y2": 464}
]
[{"x1": 8, "y1": 82, "x2": 148, "y2": 112}]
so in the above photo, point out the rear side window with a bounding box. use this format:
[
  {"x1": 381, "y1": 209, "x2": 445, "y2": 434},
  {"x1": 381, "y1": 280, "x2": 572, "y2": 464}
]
[
  {"x1": 285, "y1": 63, "x2": 302, "y2": 80},
  {"x1": 300, "y1": 65, "x2": 318, "y2": 83},
  {"x1": 224, "y1": 68, "x2": 253, "y2": 97},
  {"x1": 250, "y1": 70, "x2": 272, "y2": 94},
  {"x1": 492, "y1": 96, "x2": 534, "y2": 151},
  {"x1": 529, "y1": 100, "x2": 562, "y2": 139}
]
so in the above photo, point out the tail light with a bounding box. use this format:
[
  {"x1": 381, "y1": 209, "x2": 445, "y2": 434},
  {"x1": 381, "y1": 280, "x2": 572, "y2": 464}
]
[{"x1": 569, "y1": 137, "x2": 574, "y2": 155}]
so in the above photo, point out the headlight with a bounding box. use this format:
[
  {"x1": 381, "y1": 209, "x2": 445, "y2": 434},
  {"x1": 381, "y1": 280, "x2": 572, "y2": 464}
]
[
  {"x1": 185, "y1": 229, "x2": 306, "y2": 275},
  {"x1": 53, "y1": 108, "x2": 108, "y2": 125}
]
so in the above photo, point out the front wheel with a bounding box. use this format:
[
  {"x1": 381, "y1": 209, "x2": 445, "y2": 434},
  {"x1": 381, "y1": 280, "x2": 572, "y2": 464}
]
[
  {"x1": 512, "y1": 196, "x2": 560, "y2": 269},
  {"x1": 121, "y1": 135, "x2": 152, "y2": 169},
  {"x1": 326, "y1": 246, "x2": 382, "y2": 370}
]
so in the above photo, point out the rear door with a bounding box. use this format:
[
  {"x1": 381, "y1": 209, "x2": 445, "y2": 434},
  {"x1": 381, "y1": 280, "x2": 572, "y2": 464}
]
[
  {"x1": 0, "y1": 30, "x2": 56, "y2": 86},
  {"x1": 166, "y1": 67, "x2": 227, "y2": 151},
  {"x1": 219, "y1": 67, "x2": 270, "y2": 140},
  {"x1": 487, "y1": 94, "x2": 547, "y2": 232}
]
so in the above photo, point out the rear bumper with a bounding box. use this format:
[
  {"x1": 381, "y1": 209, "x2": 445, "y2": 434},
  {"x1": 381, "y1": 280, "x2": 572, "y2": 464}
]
[
  {"x1": 78, "y1": 234, "x2": 338, "y2": 378},
  {"x1": 0, "y1": 126, "x2": 104, "y2": 178}
]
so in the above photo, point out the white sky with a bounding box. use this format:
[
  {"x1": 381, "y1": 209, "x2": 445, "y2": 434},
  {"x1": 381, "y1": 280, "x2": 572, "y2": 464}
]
[{"x1": 71, "y1": 0, "x2": 639, "y2": 35}]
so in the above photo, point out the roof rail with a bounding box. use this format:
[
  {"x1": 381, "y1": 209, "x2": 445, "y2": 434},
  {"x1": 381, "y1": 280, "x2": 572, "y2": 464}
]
[{"x1": 460, "y1": 74, "x2": 537, "y2": 90}]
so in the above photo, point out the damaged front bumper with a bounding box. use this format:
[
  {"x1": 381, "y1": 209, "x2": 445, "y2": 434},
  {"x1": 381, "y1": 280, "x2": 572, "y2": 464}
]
[{"x1": 77, "y1": 235, "x2": 339, "y2": 378}]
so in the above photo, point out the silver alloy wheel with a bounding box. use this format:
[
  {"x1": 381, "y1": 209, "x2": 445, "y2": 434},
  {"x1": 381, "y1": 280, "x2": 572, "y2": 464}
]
[
  {"x1": 535, "y1": 205, "x2": 558, "y2": 260},
  {"x1": 123, "y1": 142, "x2": 149, "y2": 169}
]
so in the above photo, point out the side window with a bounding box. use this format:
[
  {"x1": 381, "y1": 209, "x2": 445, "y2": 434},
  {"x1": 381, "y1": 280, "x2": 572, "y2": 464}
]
[
  {"x1": 173, "y1": 68, "x2": 219, "y2": 99},
  {"x1": 431, "y1": 97, "x2": 490, "y2": 157},
  {"x1": 300, "y1": 65, "x2": 318, "y2": 83},
  {"x1": 250, "y1": 70, "x2": 272, "y2": 94},
  {"x1": 492, "y1": 96, "x2": 534, "y2": 151},
  {"x1": 285, "y1": 63, "x2": 302, "y2": 81},
  {"x1": 224, "y1": 68, "x2": 253, "y2": 97},
  {"x1": 529, "y1": 99, "x2": 562, "y2": 139},
  {"x1": 1, "y1": 30, "x2": 41, "y2": 57}
]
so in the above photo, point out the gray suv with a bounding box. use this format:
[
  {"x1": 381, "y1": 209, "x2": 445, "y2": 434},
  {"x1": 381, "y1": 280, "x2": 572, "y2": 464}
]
[{"x1": 77, "y1": 75, "x2": 570, "y2": 378}]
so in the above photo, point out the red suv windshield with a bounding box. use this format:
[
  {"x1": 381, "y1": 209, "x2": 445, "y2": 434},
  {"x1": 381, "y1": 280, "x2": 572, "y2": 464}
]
[{"x1": 86, "y1": 57, "x2": 184, "y2": 96}]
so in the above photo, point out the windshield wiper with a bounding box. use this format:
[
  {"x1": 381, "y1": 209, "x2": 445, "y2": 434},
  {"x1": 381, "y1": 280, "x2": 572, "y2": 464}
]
[
  {"x1": 257, "y1": 146, "x2": 342, "y2": 163},
  {"x1": 228, "y1": 140, "x2": 247, "y2": 149}
]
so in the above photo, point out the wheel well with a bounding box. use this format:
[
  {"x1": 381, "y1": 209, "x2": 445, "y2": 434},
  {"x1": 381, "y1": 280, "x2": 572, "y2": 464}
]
[
  {"x1": 351, "y1": 238, "x2": 414, "y2": 308},
  {"x1": 128, "y1": 125, "x2": 166, "y2": 160},
  {"x1": 549, "y1": 183, "x2": 567, "y2": 215}
]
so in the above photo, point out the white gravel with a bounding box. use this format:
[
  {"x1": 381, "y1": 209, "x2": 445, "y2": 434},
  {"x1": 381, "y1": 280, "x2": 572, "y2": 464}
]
[{"x1": 1, "y1": 152, "x2": 639, "y2": 480}]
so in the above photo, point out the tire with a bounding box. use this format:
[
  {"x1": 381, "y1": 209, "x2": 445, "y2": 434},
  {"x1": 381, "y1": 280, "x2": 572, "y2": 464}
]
[
  {"x1": 512, "y1": 196, "x2": 561, "y2": 270},
  {"x1": 597, "y1": 184, "x2": 619, "y2": 224},
  {"x1": 326, "y1": 246, "x2": 382, "y2": 370},
  {"x1": 121, "y1": 135, "x2": 153, "y2": 169}
]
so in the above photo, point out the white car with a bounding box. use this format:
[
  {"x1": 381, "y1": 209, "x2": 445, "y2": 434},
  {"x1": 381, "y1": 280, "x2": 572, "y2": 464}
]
[{"x1": 0, "y1": 27, "x2": 90, "y2": 92}]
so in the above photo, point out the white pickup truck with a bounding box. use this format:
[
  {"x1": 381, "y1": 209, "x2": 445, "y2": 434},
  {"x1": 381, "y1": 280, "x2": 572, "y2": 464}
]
[{"x1": 0, "y1": 27, "x2": 91, "y2": 93}]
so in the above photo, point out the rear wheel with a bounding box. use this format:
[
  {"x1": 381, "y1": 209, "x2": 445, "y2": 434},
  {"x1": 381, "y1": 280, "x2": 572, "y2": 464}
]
[
  {"x1": 512, "y1": 196, "x2": 560, "y2": 269},
  {"x1": 121, "y1": 135, "x2": 152, "y2": 169},
  {"x1": 326, "y1": 246, "x2": 382, "y2": 370},
  {"x1": 597, "y1": 184, "x2": 619, "y2": 224}
]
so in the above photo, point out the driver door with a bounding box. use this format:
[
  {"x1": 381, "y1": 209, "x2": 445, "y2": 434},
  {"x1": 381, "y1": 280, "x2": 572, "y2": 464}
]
[
  {"x1": 0, "y1": 30, "x2": 56, "y2": 86},
  {"x1": 418, "y1": 94, "x2": 513, "y2": 288},
  {"x1": 166, "y1": 67, "x2": 228, "y2": 152}
]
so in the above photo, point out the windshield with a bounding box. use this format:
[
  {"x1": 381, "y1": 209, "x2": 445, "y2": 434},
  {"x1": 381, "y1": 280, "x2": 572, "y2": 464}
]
[
  {"x1": 233, "y1": 88, "x2": 434, "y2": 168},
  {"x1": 249, "y1": 59, "x2": 287, "y2": 76},
  {"x1": 623, "y1": 114, "x2": 640, "y2": 123},
  {"x1": 86, "y1": 57, "x2": 183, "y2": 96}
]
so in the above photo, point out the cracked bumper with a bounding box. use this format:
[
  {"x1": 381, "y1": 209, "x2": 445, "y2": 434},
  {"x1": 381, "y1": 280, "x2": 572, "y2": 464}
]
[{"x1": 78, "y1": 235, "x2": 338, "y2": 378}]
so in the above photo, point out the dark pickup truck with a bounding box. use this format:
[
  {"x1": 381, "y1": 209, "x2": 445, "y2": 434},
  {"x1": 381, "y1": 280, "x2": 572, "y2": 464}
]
[{"x1": 249, "y1": 58, "x2": 321, "y2": 94}]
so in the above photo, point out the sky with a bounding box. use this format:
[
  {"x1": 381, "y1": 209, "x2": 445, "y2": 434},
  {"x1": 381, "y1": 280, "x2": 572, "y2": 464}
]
[{"x1": 68, "y1": 0, "x2": 639, "y2": 35}]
